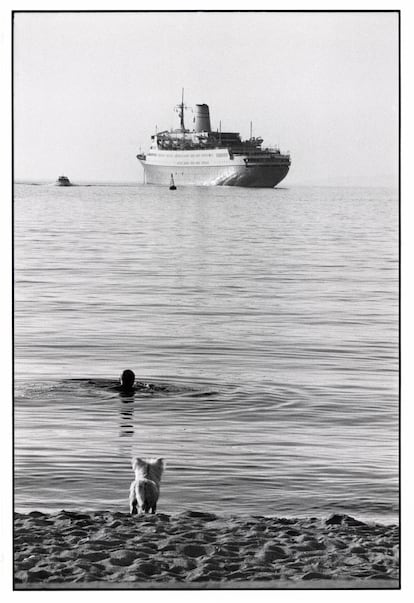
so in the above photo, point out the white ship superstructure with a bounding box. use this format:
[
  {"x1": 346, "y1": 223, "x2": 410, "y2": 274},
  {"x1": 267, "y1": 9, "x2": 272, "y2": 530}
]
[{"x1": 137, "y1": 93, "x2": 291, "y2": 188}]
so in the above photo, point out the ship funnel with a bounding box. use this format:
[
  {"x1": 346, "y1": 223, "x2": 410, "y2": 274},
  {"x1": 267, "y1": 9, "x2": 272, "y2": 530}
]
[{"x1": 195, "y1": 104, "x2": 211, "y2": 132}]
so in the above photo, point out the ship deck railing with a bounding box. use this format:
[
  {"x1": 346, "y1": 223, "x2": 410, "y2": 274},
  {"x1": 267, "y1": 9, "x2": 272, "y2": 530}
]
[{"x1": 150, "y1": 143, "x2": 290, "y2": 157}]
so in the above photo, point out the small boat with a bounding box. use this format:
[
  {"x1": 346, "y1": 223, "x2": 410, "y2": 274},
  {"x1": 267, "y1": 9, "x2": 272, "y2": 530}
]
[
  {"x1": 169, "y1": 174, "x2": 176, "y2": 190},
  {"x1": 56, "y1": 175, "x2": 72, "y2": 186}
]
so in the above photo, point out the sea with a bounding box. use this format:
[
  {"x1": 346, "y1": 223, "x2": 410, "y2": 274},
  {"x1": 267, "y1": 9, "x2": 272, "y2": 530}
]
[{"x1": 14, "y1": 183, "x2": 399, "y2": 522}]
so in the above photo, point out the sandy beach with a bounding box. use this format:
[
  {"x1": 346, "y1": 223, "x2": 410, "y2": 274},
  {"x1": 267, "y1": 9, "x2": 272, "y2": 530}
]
[{"x1": 14, "y1": 510, "x2": 399, "y2": 589}]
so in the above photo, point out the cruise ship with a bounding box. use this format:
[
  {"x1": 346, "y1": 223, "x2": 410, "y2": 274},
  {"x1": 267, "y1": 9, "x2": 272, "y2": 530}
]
[{"x1": 137, "y1": 94, "x2": 291, "y2": 188}]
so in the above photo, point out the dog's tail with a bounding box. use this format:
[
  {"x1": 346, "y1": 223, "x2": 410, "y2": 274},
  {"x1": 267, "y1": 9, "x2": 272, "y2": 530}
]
[{"x1": 138, "y1": 479, "x2": 159, "y2": 513}]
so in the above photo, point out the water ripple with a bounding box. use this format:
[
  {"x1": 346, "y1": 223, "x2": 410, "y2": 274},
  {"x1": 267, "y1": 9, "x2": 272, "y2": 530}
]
[{"x1": 14, "y1": 184, "x2": 398, "y2": 520}]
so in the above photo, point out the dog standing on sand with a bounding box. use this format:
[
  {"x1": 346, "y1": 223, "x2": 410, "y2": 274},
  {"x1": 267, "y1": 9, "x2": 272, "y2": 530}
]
[{"x1": 129, "y1": 457, "x2": 165, "y2": 515}]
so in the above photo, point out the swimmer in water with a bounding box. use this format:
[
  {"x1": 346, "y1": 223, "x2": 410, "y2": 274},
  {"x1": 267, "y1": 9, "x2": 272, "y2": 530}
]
[
  {"x1": 118, "y1": 369, "x2": 167, "y2": 394},
  {"x1": 119, "y1": 369, "x2": 153, "y2": 393},
  {"x1": 120, "y1": 369, "x2": 137, "y2": 392}
]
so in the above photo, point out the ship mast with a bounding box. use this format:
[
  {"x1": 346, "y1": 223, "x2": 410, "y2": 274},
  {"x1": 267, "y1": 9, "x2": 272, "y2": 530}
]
[{"x1": 175, "y1": 88, "x2": 187, "y2": 132}]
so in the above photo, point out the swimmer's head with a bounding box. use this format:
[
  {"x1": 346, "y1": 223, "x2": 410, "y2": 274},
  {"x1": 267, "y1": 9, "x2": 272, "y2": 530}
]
[{"x1": 120, "y1": 369, "x2": 135, "y2": 389}]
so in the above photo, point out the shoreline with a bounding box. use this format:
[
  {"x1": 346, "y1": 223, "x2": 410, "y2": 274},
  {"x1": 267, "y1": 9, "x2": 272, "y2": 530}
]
[{"x1": 14, "y1": 510, "x2": 399, "y2": 589}]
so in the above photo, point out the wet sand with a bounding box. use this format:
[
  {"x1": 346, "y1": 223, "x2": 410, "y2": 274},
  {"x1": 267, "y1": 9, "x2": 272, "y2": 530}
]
[{"x1": 14, "y1": 510, "x2": 399, "y2": 589}]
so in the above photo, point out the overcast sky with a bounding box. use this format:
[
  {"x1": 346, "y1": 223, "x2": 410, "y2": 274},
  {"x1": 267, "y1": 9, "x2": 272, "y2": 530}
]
[{"x1": 14, "y1": 11, "x2": 398, "y2": 186}]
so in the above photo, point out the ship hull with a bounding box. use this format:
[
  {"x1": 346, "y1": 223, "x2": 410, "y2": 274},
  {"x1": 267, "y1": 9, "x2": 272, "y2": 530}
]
[{"x1": 139, "y1": 160, "x2": 289, "y2": 188}]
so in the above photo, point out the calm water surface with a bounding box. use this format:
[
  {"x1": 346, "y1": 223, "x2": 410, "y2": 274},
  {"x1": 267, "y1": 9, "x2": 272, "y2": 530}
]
[{"x1": 14, "y1": 183, "x2": 398, "y2": 520}]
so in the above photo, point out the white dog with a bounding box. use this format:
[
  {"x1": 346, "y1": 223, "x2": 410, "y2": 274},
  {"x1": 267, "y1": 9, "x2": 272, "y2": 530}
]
[{"x1": 129, "y1": 457, "x2": 165, "y2": 515}]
